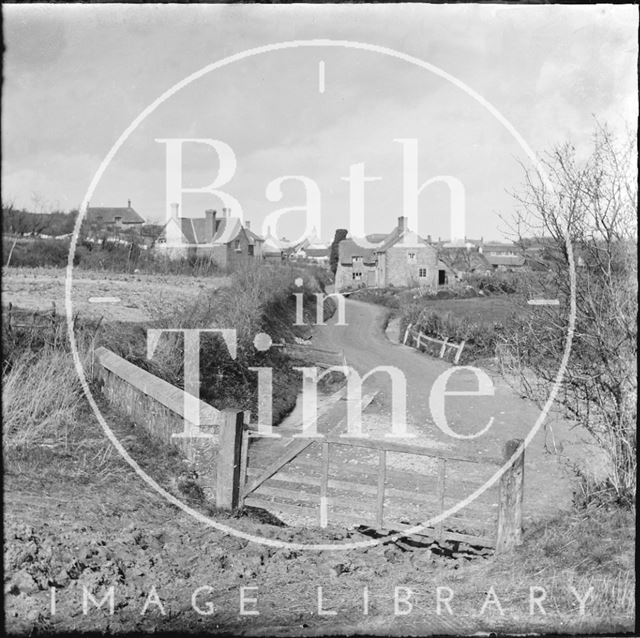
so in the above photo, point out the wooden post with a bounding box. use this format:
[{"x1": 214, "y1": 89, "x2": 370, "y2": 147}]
[
  {"x1": 376, "y1": 449, "x2": 386, "y2": 529},
  {"x1": 238, "y1": 428, "x2": 249, "y2": 499},
  {"x1": 320, "y1": 441, "x2": 330, "y2": 528},
  {"x1": 403, "y1": 323, "x2": 413, "y2": 345},
  {"x1": 496, "y1": 438, "x2": 524, "y2": 553},
  {"x1": 454, "y1": 340, "x2": 466, "y2": 365},
  {"x1": 216, "y1": 409, "x2": 244, "y2": 510},
  {"x1": 439, "y1": 337, "x2": 449, "y2": 358},
  {"x1": 435, "y1": 457, "x2": 446, "y2": 539}
]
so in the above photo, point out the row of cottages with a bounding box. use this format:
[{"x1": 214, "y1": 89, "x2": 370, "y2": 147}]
[
  {"x1": 156, "y1": 205, "x2": 265, "y2": 269},
  {"x1": 335, "y1": 217, "x2": 531, "y2": 292},
  {"x1": 335, "y1": 216, "x2": 441, "y2": 291}
]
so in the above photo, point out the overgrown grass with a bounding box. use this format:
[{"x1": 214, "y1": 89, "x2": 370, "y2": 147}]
[
  {"x1": 3, "y1": 236, "x2": 222, "y2": 276},
  {"x1": 2, "y1": 349, "x2": 83, "y2": 449},
  {"x1": 397, "y1": 296, "x2": 528, "y2": 364},
  {"x1": 137, "y1": 262, "x2": 335, "y2": 423},
  {"x1": 1, "y1": 312, "x2": 102, "y2": 454}
]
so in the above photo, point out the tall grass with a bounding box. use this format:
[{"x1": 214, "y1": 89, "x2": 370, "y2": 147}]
[{"x1": 2, "y1": 349, "x2": 83, "y2": 449}]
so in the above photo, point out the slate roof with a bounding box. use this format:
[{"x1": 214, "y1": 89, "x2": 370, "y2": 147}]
[
  {"x1": 482, "y1": 242, "x2": 520, "y2": 252},
  {"x1": 484, "y1": 254, "x2": 526, "y2": 267},
  {"x1": 86, "y1": 205, "x2": 144, "y2": 225}
]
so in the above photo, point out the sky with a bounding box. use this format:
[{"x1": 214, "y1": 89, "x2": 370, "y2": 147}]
[{"x1": 2, "y1": 3, "x2": 637, "y2": 243}]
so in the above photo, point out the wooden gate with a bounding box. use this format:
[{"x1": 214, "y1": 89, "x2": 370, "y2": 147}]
[{"x1": 237, "y1": 394, "x2": 524, "y2": 552}]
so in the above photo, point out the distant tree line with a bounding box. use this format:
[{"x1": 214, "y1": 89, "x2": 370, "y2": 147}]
[{"x1": 2, "y1": 202, "x2": 78, "y2": 237}]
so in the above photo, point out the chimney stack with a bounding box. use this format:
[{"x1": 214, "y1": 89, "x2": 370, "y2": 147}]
[
  {"x1": 427, "y1": 234, "x2": 432, "y2": 243},
  {"x1": 170, "y1": 202, "x2": 179, "y2": 219},
  {"x1": 127, "y1": 199, "x2": 131, "y2": 208},
  {"x1": 222, "y1": 207, "x2": 230, "y2": 218},
  {"x1": 245, "y1": 220, "x2": 251, "y2": 230},
  {"x1": 398, "y1": 216, "x2": 408, "y2": 233},
  {"x1": 205, "y1": 209, "x2": 216, "y2": 239}
]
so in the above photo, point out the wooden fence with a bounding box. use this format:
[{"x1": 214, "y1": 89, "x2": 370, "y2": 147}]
[
  {"x1": 92, "y1": 347, "x2": 524, "y2": 553},
  {"x1": 403, "y1": 323, "x2": 466, "y2": 364}
]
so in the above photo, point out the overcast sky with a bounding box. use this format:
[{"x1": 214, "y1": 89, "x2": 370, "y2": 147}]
[{"x1": 2, "y1": 3, "x2": 637, "y2": 242}]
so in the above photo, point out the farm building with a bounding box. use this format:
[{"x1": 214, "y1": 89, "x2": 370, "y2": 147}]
[
  {"x1": 437, "y1": 246, "x2": 492, "y2": 280},
  {"x1": 155, "y1": 205, "x2": 264, "y2": 269},
  {"x1": 335, "y1": 216, "x2": 439, "y2": 291},
  {"x1": 479, "y1": 241, "x2": 527, "y2": 270}
]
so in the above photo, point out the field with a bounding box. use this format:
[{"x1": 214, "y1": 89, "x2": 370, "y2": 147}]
[
  {"x1": 407, "y1": 294, "x2": 527, "y2": 324},
  {"x1": 2, "y1": 267, "x2": 230, "y2": 323}
]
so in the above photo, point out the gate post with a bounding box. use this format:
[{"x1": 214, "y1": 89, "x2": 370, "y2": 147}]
[
  {"x1": 496, "y1": 438, "x2": 524, "y2": 553},
  {"x1": 216, "y1": 409, "x2": 244, "y2": 510}
]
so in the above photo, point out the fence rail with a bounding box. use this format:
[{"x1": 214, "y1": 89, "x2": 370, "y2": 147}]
[{"x1": 403, "y1": 323, "x2": 466, "y2": 364}]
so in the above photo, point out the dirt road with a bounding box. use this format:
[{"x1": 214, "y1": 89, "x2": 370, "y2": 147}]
[{"x1": 311, "y1": 298, "x2": 605, "y2": 525}]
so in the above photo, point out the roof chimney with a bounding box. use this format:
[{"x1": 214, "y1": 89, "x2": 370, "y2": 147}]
[
  {"x1": 398, "y1": 216, "x2": 408, "y2": 233},
  {"x1": 170, "y1": 202, "x2": 179, "y2": 219},
  {"x1": 127, "y1": 199, "x2": 131, "y2": 208},
  {"x1": 245, "y1": 220, "x2": 251, "y2": 230},
  {"x1": 222, "y1": 207, "x2": 230, "y2": 218}
]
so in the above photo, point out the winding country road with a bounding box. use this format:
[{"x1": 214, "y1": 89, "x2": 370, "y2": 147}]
[{"x1": 310, "y1": 297, "x2": 603, "y2": 525}]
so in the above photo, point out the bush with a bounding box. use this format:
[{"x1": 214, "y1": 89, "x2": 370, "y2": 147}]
[
  {"x1": 400, "y1": 307, "x2": 506, "y2": 363},
  {"x1": 3, "y1": 237, "x2": 76, "y2": 268},
  {"x1": 3, "y1": 236, "x2": 223, "y2": 276}
]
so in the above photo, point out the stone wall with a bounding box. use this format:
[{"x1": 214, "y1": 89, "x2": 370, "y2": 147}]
[
  {"x1": 383, "y1": 244, "x2": 438, "y2": 288},
  {"x1": 94, "y1": 347, "x2": 222, "y2": 491}
]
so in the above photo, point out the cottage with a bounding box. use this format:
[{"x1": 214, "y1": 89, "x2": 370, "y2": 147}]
[
  {"x1": 85, "y1": 200, "x2": 145, "y2": 233},
  {"x1": 335, "y1": 216, "x2": 438, "y2": 291},
  {"x1": 156, "y1": 205, "x2": 264, "y2": 269}
]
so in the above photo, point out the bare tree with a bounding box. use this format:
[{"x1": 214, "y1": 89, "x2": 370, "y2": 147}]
[{"x1": 500, "y1": 124, "x2": 637, "y2": 502}]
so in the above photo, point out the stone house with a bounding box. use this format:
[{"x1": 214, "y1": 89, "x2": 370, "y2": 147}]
[
  {"x1": 335, "y1": 216, "x2": 439, "y2": 291},
  {"x1": 156, "y1": 205, "x2": 264, "y2": 269}
]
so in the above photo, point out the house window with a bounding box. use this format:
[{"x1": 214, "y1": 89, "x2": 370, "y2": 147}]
[
  {"x1": 234, "y1": 240, "x2": 241, "y2": 251},
  {"x1": 419, "y1": 268, "x2": 427, "y2": 278},
  {"x1": 352, "y1": 272, "x2": 362, "y2": 281},
  {"x1": 248, "y1": 245, "x2": 254, "y2": 256},
  {"x1": 352, "y1": 256, "x2": 363, "y2": 263},
  {"x1": 407, "y1": 252, "x2": 416, "y2": 261}
]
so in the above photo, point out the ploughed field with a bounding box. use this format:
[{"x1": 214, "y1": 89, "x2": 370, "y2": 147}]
[{"x1": 2, "y1": 267, "x2": 230, "y2": 322}]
